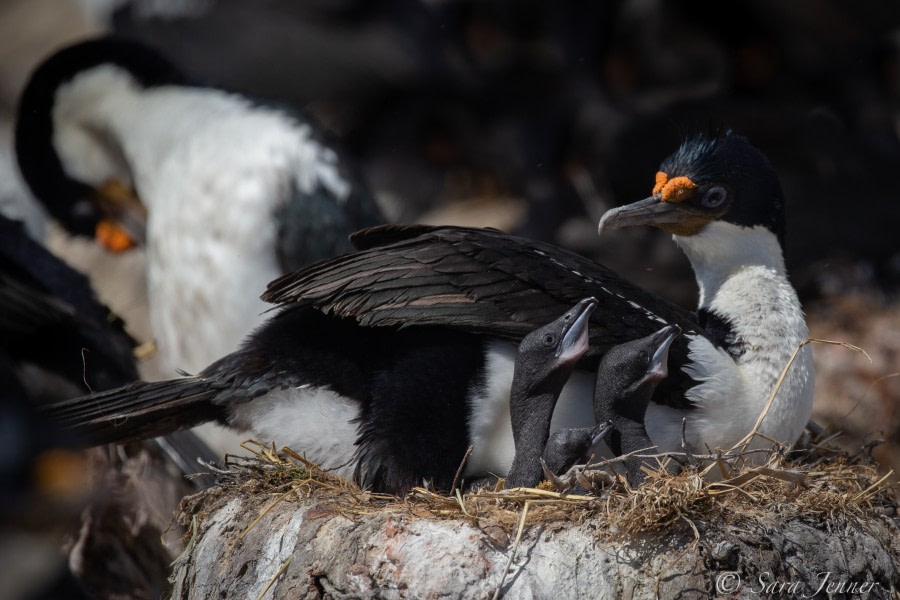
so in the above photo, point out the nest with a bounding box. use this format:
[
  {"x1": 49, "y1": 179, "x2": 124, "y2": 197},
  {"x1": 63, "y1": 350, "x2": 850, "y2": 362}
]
[
  {"x1": 170, "y1": 428, "x2": 897, "y2": 598},
  {"x1": 179, "y1": 430, "x2": 897, "y2": 545}
]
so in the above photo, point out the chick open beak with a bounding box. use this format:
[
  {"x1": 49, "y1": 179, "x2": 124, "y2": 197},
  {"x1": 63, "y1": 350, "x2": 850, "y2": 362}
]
[
  {"x1": 643, "y1": 324, "x2": 681, "y2": 384},
  {"x1": 557, "y1": 297, "x2": 598, "y2": 362}
]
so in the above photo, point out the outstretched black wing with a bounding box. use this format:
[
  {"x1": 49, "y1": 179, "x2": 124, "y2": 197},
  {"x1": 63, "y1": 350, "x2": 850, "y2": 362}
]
[
  {"x1": 265, "y1": 224, "x2": 708, "y2": 406},
  {"x1": 265, "y1": 224, "x2": 710, "y2": 357}
]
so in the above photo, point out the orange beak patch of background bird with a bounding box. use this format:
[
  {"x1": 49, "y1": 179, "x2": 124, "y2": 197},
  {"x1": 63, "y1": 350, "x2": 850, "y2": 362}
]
[
  {"x1": 95, "y1": 218, "x2": 136, "y2": 252},
  {"x1": 653, "y1": 172, "x2": 697, "y2": 204},
  {"x1": 93, "y1": 179, "x2": 145, "y2": 252}
]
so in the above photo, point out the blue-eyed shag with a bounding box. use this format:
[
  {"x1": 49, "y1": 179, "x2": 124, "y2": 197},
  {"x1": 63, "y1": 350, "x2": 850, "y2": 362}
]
[{"x1": 41, "y1": 132, "x2": 814, "y2": 495}]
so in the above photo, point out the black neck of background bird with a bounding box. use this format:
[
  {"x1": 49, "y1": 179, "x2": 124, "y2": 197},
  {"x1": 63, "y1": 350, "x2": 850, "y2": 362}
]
[{"x1": 15, "y1": 37, "x2": 188, "y2": 236}]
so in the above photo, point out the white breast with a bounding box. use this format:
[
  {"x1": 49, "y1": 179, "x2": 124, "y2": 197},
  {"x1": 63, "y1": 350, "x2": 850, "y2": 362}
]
[
  {"x1": 228, "y1": 387, "x2": 362, "y2": 478},
  {"x1": 649, "y1": 222, "x2": 816, "y2": 457}
]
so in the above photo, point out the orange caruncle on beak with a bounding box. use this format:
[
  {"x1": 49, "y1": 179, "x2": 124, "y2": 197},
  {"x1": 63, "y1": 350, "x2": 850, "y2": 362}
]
[
  {"x1": 95, "y1": 218, "x2": 137, "y2": 252},
  {"x1": 653, "y1": 172, "x2": 697, "y2": 204},
  {"x1": 653, "y1": 171, "x2": 668, "y2": 196}
]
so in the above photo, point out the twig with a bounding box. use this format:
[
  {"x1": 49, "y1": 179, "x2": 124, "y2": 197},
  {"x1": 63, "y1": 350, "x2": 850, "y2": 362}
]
[
  {"x1": 196, "y1": 458, "x2": 235, "y2": 475},
  {"x1": 454, "y1": 488, "x2": 473, "y2": 518},
  {"x1": 452, "y1": 445, "x2": 474, "y2": 494},
  {"x1": 492, "y1": 500, "x2": 532, "y2": 600},
  {"x1": 169, "y1": 515, "x2": 198, "y2": 568},
  {"x1": 851, "y1": 470, "x2": 896, "y2": 502},
  {"x1": 482, "y1": 488, "x2": 595, "y2": 502},
  {"x1": 807, "y1": 431, "x2": 844, "y2": 450},
  {"x1": 576, "y1": 447, "x2": 774, "y2": 477},
  {"x1": 849, "y1": 439, "x2": 886, "y2": 461},
  {"x1": 255, "y1": 556, "x2": 292, "y2": 600},
  {"x1": 842, "y1": 373, "x2": 900, "y2": 421},
  {"x1": 281, "y1": 446, "x2": 323, "y2": 471},
  {"x1": 80, "y1": 348, "x2": 94, "y2": 395},
  {"x1": 239, "y1": 489, "x2": 294, "y2": 540},
  {"x1": 731, "y1": 338, "x2": 871, "y2": 456},
  {"x1": 133, "y1": 340, "x2": 157, "y2": 360}
]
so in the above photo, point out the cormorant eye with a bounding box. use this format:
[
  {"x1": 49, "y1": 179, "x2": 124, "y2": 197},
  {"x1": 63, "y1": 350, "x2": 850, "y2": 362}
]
[
  {"x1": 543, "y1": 334, "x2": 557, "y2": 346},
  {"x1": 701, "y1": 186, "x2": 728, "y2": 208}
]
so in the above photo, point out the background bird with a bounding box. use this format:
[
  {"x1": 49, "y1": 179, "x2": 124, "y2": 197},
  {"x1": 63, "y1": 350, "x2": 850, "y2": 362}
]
[
  {"x1": 0, "y1": 213, "x2": 137, "y2": 401},
  {"x1": 15, "y1": 35, "x2": 387, "y2": 381}
]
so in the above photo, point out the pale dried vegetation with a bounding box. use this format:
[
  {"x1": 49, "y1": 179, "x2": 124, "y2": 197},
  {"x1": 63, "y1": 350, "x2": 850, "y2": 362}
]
[{"x1": 180, "y1": 429, "x2": 896, "y2": 546}]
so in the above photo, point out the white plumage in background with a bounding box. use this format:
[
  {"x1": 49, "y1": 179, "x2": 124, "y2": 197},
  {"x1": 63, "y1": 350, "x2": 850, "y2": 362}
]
[{"x1": 16, "y1": 36, "x2": 386, "y2": 378}]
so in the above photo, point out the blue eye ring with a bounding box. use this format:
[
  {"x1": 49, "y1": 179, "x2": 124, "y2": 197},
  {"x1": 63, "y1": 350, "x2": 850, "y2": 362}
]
[{"x1": 701, "y1": 186, "x2": 728, "y2": 208}]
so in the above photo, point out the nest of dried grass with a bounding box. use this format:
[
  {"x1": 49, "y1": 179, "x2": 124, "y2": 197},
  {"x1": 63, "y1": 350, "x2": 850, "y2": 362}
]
[{"x1": 181, "y1": 430, "x2": 896, "y2": 546}]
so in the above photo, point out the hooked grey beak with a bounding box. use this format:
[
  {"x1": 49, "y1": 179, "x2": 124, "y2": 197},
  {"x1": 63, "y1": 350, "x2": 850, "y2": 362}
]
[{"x1": 597, "y1": 196, "x2": 706, "y2": 235}]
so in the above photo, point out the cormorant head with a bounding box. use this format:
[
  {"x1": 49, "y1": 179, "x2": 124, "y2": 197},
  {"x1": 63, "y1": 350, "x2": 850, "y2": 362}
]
[
  {"x1": 15, "y1": 36, "x2": 184, "y2": 251},
  {"x1": 593, "y1": 324, "x2": 680, "y2": 425},
  {"x1": 597, "y1": 133, "x2": 786, "y2": 246},
  {"x1": 512, "y1": 297, "x2": 597, "y2": 397}
]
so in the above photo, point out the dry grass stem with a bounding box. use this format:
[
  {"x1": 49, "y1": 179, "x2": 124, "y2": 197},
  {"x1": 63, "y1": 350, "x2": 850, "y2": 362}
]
[
  {"x1": 731, "y1": 338, "x2": 871, "y2": 456},
  {"x1": 254, "y1": 556, "x2": 292, "y2": 600}
]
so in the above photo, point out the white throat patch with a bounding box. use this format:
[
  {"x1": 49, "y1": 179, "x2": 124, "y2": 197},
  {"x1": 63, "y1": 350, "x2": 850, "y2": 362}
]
[{"x1": 645, "y1": 222, "x2": 815, "y2": 457}]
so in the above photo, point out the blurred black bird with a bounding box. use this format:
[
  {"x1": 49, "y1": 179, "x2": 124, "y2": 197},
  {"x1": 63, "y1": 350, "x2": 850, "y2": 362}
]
[
  {"x1": 0, "y1": 215, "x2": 137, "y2": 402},
  {"x1": 0, "y1": 213, "x2": 220, "y2": 599},
  {"x1": 0, "y1": 213, "x2": 216, "y2": 483}
]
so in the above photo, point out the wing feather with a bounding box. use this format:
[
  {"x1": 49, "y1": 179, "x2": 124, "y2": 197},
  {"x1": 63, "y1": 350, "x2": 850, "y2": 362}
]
[
  {"x1": 263, "y1": 225, "x2": 709, "y2": 403},
  {"x1": 264, "y1": 225, "x2": 708, "y2": 349}
]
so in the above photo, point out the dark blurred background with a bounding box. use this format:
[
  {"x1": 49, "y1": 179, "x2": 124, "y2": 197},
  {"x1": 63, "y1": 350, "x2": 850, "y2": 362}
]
[{"x1": 3, "y1": 0, "x2": 900, "y2": 299}]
